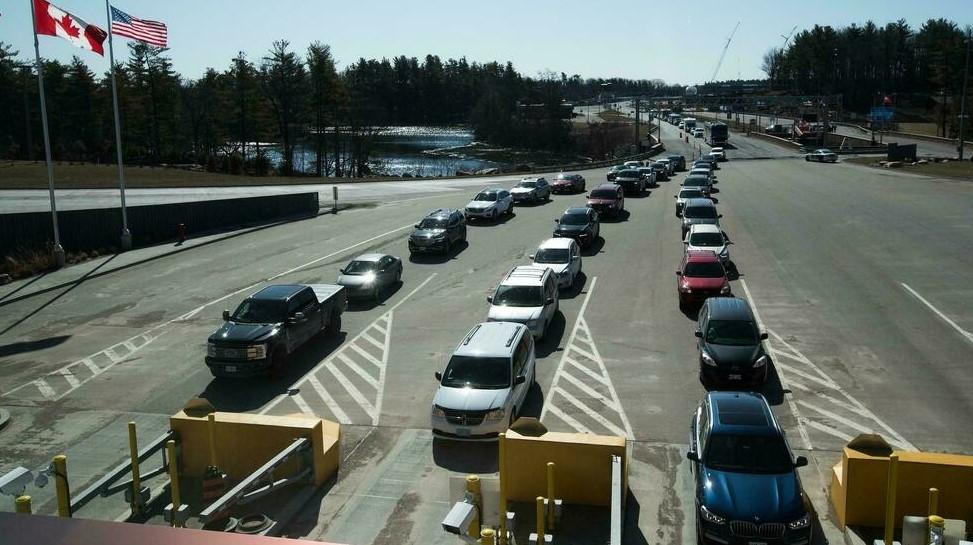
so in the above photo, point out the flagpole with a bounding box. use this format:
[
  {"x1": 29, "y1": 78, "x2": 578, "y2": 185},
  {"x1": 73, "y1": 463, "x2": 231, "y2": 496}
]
[
  {"x1": 104, "y1": 0, "x2": 132, "y2": 250},
  {"x1": 28, "y1": 0, "x2": 65, "y2": 268}
]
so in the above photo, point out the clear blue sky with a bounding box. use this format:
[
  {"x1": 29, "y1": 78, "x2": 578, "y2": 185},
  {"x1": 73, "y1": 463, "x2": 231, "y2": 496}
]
[{"x1": 2, "y1": 0, "x2": 970, "y2": 84}]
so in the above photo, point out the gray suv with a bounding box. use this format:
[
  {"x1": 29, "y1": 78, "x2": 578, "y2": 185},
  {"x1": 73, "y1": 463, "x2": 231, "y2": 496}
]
[
  {"x1": 681, "y1": 198, "x2": 721, "y2": 238},
  {"x1": 409, "y1": 208, "x2": 467, "y2": 255}
]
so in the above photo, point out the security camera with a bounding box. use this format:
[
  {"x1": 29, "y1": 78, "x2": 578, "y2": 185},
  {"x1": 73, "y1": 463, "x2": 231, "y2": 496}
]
[
  {"x1": 0, "y1": 467, "x2": 33, "y2": 497},
  {"x1": 441, "y1": 500, "x2": 478, "y2": 536}
]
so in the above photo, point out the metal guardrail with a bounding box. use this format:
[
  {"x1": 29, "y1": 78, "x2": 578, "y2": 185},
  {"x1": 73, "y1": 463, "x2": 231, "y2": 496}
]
[
  {"x1": 198, "y1": 437, "x2": 312, "y2": 523},
  {"x1": 610, "y1": 455, "x2": 622, "y2": 545},
  {"x1": 70, "y1": 430, "x2": 176, "y2": 512}
]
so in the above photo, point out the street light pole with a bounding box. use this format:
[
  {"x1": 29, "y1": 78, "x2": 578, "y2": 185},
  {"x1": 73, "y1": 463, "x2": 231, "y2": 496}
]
[{"x1": 958, "y1": 32, "x2": 971, "y2": 161}]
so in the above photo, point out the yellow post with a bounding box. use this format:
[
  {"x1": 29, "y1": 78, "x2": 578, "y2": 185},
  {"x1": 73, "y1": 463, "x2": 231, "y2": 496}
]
[
  {"x1": 883, "y1": 454, "x2": 899, "y2": 545},
  {"x1": 546, "y1": 462, "x2": 556, "y2": 531},
  {"x1": 480, "y1": 528, "x2": 496, "y2": 545},
  {"x1": 207, "y1": 413, "x2": 218, "y2": 467},
  {"x1": 15, "y1": 495, "x2": 32, "y2": 514},
  {"x1": 498, "y1": 432, "x2": 508, "y2": 545},
  {"x1": 928, "y1": 488, "x2": 939, "y2": 517},
  {"x1": 535, "y1": 496, "x2": 546, "y2": 543},
  {"x1": 167, "y1": 439, "x2": 182, "y2": 527},
  {"x1": 53, "y1": 455, "x2": 70, "y2": 517},
  {"x1": 128, "y1": 421, "x2": 142, "y2": 515},
  {"x1": 466, "y1": 474, "x2": 482, "y2": 537}
]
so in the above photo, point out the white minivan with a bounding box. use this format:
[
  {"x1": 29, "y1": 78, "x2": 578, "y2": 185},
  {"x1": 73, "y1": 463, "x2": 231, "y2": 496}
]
[
  {"x1": 431, "y1": 322, "x2": 536, "y2": 439},
  {"x1": 531, "y1": 238, "x2": 582, "y2": 289}
]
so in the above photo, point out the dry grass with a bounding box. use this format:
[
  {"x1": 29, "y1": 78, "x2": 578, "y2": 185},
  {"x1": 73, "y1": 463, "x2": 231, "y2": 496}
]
[
  {"x1": 597, "y1": 109, "x2": 634, "y2": 124},
  {"x1": 845, "y1": 156, "x2": 973, "y2": 181},
  {"x1": 1, "y1": 247, "x2": 104, "y2": 278}
]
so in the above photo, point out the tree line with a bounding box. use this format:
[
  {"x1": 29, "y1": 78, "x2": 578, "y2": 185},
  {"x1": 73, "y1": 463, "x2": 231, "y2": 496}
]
[
  {"x1": 0, "y1": 41, "x2": 679, "y2": 176},
  {"x1": 762, "y1": 18, "x2": 972, "y2": 137}
]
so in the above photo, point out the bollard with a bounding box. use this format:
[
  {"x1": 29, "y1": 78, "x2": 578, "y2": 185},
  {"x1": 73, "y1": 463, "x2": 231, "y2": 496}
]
[
  {"x1": 466, "y1": 475, "x2": 482, "y2": 537},
  {"x1": 15, "y1": 495, "x2": 31, "y2": 514},
  {"x1": 546, "y1": 462, "x2": 555, "y2": 531},
  {"x1": 176, "y1": 223, "x2": 186, "y2": 245},
  {"x1": 929, "y1": 515, "x2": 945, "y2": 545},
  {"x1": 333, "y1": 186, "x2": 338, "y2": 214},
  {"x1": 53, "y1": 455, "x2": 70, "y2": 517},
  {"x1": 535, "y1": 496, "x2": 546, "y2": 543},
  {"x1": 883, "y1": 454, "x2": 899, "y2": 545},
  {"x1": 498, "y1": 433, "x2": 508, "y2": 545},
  {"x1": 167, "y1": 440, "x2": 183, "y2": 527},
  {"x1": 128, "y1": 421, "x2": 142, "y2": 515},
  {"x1": 928, "y1": 488, "x2": 939, "y2": 517},
  {"x1": 480, "y1": 528, "x2": 496, "y2": 545}
]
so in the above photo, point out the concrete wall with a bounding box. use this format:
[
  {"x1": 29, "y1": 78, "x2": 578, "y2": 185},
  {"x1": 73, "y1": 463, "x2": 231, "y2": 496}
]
[
  {"x1": 0, "y1": 192, "x2": 319, "y2": 259},
  {"x1": 503, "y1": 430, "x2": 627, "y2": 506}
]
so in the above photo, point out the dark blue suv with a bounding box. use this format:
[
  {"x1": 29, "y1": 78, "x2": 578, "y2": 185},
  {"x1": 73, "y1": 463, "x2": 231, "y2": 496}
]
[{"x1": 688, "y1": 392, "x2": 812, "y2": 545}]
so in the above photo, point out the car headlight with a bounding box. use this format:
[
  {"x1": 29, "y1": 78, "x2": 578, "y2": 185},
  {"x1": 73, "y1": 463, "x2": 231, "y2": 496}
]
[
  {"x1": 720, "y1": 284, "x2": 731, "y2": 294},
  {"x1": 701, "y1": 351, "x2": 717, "y2": 367},
  {"x1": 431, "y1": 406, "x2": 445, "y2": 418},
  {"x1": 699, "y1": 505, "x2": 725, "y2": 525},
  {"x1": 207, "y1": 343, "x2": 217, "y2": 357},
  {"x1": 484, "y1": 408, "x2": 506, "y2": 421},
  {"x1": 754, "y1": 355, "x2": 769, "y2": 368},
  {"x1": 361, "y1": 272, "x2": 377, "y2": 284},
  {"x1": 788, "y1": 513, "x2": 811, "y2": 530},
  {"x1": 246, "y1": 344, "x2": 268, "y2": 360}
]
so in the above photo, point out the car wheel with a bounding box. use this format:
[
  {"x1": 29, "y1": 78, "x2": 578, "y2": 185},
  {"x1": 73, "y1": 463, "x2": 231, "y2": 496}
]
[
  {"x1": 490, "y1": 209, "x2": 497, "y2": 221},
  {"x1": 805, "y1": 156, "x2": 810, "y2": 161},
  {"x1": 325, "y1": 309, "x2": 342, "y2": 335}
]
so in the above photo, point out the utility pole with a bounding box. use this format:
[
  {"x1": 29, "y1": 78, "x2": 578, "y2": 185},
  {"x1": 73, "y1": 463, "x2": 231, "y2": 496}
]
[
  {"x1": 634, "y1": 97, "x2": 641, "y2": 153},
  {"x1": 959, "y1": 32, "x2": 970, "y2": 161},
  {"x1": 19, "y1": 64, "x2": 34, "y2": 161}
]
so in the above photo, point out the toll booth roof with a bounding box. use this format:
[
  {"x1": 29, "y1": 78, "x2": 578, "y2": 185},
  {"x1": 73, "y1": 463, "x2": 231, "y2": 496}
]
[{"x1": 0, "y1": 512, "x2": 346, "y2": 545}]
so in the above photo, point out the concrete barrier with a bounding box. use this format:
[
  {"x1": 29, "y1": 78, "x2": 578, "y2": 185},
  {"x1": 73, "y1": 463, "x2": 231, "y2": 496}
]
[
  {"x1": 749, "y1": 131, "x2": 802, "y2": 150},
  {"x1": 830, "y1": 436, "x2": 973, "y2": 530},
  {"x1": 169, "y1": 410, "x2": 340, "y2": 488},
  {"x1": 501, "y1": 429, "x2": 626, "y2": 507}
]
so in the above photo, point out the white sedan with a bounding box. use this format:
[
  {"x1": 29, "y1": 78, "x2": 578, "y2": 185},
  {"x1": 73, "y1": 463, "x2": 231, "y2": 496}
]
[{"x1": 805, "y1": 148, "x2": 838, "y2": 163}]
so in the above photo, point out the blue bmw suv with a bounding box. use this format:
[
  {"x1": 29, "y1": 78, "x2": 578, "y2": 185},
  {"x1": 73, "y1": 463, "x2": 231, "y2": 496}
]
[{"x1": 688, "y1": 392, "x2": 812, "y2": 545}]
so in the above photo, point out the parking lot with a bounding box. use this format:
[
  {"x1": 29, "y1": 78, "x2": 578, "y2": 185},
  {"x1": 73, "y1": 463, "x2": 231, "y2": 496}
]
[{"x1": 2, "y1": 119, "x2": 973, "y2": 544}]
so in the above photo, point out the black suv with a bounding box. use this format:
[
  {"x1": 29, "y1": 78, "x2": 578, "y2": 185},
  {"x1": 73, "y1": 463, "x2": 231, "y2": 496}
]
[
  {"x1": 553, "y1": 207, "x2": 600, "y2": 248},
  {"x1": 666, "y1": 154, "x2": 687, "y2": 171},
  {"x1": 409, "y1": 208, "x2": 467, "y2": 255},
  {"x1": 613, "y1": 169, "x2": 645, "y2": 195},
  {"x1": 695, "y1": 297, "x2": 769, "y2": 387}
]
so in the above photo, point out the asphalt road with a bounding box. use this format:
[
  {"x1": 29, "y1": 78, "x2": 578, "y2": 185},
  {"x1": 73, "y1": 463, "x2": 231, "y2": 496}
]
[{"x1": 1, "y1": 124, "x2": 971, "y2": 545}]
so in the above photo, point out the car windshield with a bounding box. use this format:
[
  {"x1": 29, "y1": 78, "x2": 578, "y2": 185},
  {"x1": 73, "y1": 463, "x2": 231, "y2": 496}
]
[
  {"x1": 474, "y1": 192, "x2": 498, "y2": 201},
  {"x1": 684, "y1": 178, "x2": 708, "y2": 188},
  {"x1": 493, "y1": 285, "x2": 545, "y2": 307},
  {"x1": 441, "y1": 356, "x2": 510, "y2": 389},
  {"x1": 343, "y1": 260, "x2": 378, "y2": 274},
  {"x1": 817, "y1": 149, "x2": 832, "y2": 154},
  {"x1": 705, "y1": 320, "x2": 759, "y2": 346},
  {"x1": 560, "y1": 213, "x2": 589, "y2": 226},
  {"x1": 618, "y1": 170, "x2": 639, "y2": 178},
  {"x1": 556, "y1": 174, "x2": 572, "y2": 180},
  {"x1": 534, "y1": 248, "x2": 569, "y2": 264},
  {"x1": 231, "y1": 298, "x2": 286, "y2": 323},
  {"x1": 704, "y1": 434, "x2": 794, "y2": 474},
  {"x1": 684, "y1": 206, "x2": 717, "y2": 219},
  {"x1": 690, "y1": 232, "x2": 724, "y2": 246},
  {"x1": 419, "y1": 217, "x2": 448, "y2": 229},
  {"x1": 683, "y1": 261, "x2": 725, "y2": 278},
  {"x1": 680, "y1": 190, "x2": 703, "y2": 199},
  {"x1": 590, "y1": 189, "x2": 617, "y2": 199},
  {"x1": 519, "y1": 180, "x2": 537, "y2": 188}
]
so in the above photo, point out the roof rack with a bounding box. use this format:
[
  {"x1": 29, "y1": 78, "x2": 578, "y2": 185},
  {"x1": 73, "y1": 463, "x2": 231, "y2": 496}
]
[
  {"x1": 505, "y1": 326, "x2": 520, "y2": 347},
  {"x1": 463, "y1": 324, "x2": 483, "y2": 345}
]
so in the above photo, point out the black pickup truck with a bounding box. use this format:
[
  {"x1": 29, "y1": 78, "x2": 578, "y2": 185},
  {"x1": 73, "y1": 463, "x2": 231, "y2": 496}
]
[{"x1": 206, "y1": 284, "x2": 347, "y2": 378}]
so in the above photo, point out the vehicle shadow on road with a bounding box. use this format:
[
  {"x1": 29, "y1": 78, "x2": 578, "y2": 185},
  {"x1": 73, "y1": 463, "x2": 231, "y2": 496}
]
[
  {"x1": 726, "y1": 261, "x2": 741, "y2": 281},
  {"x1": 622, "y1": 493, "x2": 651, "y2": 545},
  {"x1": 678, "y1": 301, "x2": 701, "y2": 321},
  {"x1": 519, "y1": 382, "x2": 545, "y2": 419},
  {"x1": 605, "y1": 209, "x2": 631, "y2": 223},
  {"x1": 432, "y1": 438, "x2": 498, "y2": 473},
  {"x1": 467, "y1": 213, "x2": 515, "y2": 227},
  {"x1": 581, "y1": 237, "x2": 605, "y2": 257},
  {"x1": 535, "y1": 313, "x2": 566, "y2": 358},
  {"x1": 346, "y1": 281, "x2": 403, "y2": 311},
  {"x1": 199, "y1": 332, "x2": 348, "y2": 412},
  {"x1": 757, "y1": 359, "x2": 786, "y2": 406},
  {"x1": 408, "y1": 240, "x2": 469, "y2": 264},
  {"x1": 559, "y1": 271, "x2": 588, "y2": 300},
  {"x1": 0, "y1": 335, "x2": 71, "y2": 358}
]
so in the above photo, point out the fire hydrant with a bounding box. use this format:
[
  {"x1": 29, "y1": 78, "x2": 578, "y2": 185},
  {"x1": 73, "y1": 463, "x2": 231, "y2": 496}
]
[{"x1": 176, "y1": 223, "x2": 187, "y2": 245}]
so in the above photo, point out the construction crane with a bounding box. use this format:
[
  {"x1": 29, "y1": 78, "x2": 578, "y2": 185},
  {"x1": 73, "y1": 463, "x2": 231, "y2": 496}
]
[
  {"x1": 780, "y1": 26, "x2": 798, "y2": 49},
  {"x1": 710, "y1": 22, "x2": 741, "y2": 82}
]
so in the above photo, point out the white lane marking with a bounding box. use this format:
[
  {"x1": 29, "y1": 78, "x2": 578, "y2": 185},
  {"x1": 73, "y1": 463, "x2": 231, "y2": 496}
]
[
  {"x1": 33, "y1": 379, "x2": 55, "y2": 399},
  {"x1": 797, "y1": 401, "x2": 876, "y2": 436},
  {"x1": 541, "y1": 277, "x2": 635, "y2": 439},
  {"x1": 291, "y1": 393, "x2": 314, "y2": 415},
  {"x1": 58, "y1": 369, "x2": 81, "y2": 389},
  {"x1": 361, "y1": 332, "x2": 384, "y2": 350},
  {"x1": 803, "y1": 419, "x2": 854, "y2": 443},
  {"x1": 259, "y1": 274, "x2": 435, "y2": 426},
  {"x1": 902, "y1": 283, "x2": 973, "y2": 345},
  {"x1": 1, "y1": 223, "x2": 415, "y2": 402}
]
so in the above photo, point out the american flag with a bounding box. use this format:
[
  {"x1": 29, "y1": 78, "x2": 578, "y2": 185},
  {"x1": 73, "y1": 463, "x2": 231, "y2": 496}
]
[{"x1": 110, "y1": 6, "x2": 167, "y2": 47}]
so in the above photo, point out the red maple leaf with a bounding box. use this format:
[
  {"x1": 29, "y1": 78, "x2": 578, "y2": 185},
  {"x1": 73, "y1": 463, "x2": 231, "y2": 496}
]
[{"x1": 58, "y1": 14, "x2": 80, "y2": 38}]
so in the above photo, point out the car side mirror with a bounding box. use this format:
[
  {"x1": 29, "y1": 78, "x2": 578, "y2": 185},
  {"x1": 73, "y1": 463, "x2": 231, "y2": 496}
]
[
  {"x1": 718, "y1": 214, "x2": 723, "y2": 218},
  {"x1": 553, "y1": 218, "x2": 560, "y2": 223},
  {"x1": 694, "y1": 330, "x2": 702, "y2": 338},
  {"x1": 289, "y1": 311, "x2": 305, "y2": 324},
  {"x1": 726, "y1": 240, "x2": 733, "y2": 245},
  {"x1": 487, "y1": 295, "x2": 494, "y2": 303},
  {"x1": 339, "y1": 268, "x2": 347, "y2": 275},
  {"x1": 222, "y1": 309, "x2": 230, "y2": 321},
  {"x1": 795, "y1": 456, "x2": 808, "y2": 468},
  {"x1": 546, "y1": 297, "x2": 555, "y2": 305},
  {"x1": 683, "y1": 240, "x2": 689, "y2": 245},
  {"x1": 675, "y1": 271, "x2": 683, "y2": 276},
  {"x1": 514, "y1": 375, "x2": 526, "y2": 385},
  {"x1": 435, "y1": 371, "x2": 442, "y2": 381},
  {"x1": 687, "y1": 451, "x2": 699, "y2": 462},
  {"x1": 760, "y1": 332, "x2": 769, "y2": 340},
  {"x1": 414, "y1": 223, "x2": 420, "y2": 229},
  {"x1": 673, "y1": 195, "x2": 677, "y2": 198},
  {"x1": 529, "y1": 254, "x2": 535, "y2": 260}
]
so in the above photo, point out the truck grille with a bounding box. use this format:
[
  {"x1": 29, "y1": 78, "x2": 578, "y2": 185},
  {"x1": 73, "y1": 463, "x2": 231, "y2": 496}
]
[
  {"x1": 439, "y1": 407, "x2": 487, "y2": 426},
  {"x1": 730, "y1": 521, "x2": 785, "y2": 539}
]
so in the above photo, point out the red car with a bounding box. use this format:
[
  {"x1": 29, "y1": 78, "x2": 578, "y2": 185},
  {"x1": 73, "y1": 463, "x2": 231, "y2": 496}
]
[
  {"x1": 586, "y1": 184, "x2": 624, "y2": 218},
  {"x1": 552, "y1": 173, "x2": 586, "y2": 194},
  {"x1": 676, "y1": 250, "x2": 731, "y2": 307}
]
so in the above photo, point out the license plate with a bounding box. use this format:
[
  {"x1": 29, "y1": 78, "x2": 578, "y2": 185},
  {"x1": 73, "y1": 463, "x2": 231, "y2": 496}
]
[
  {"x1": 729, "y1": 374, "x2": 742, "y2": 380},
  {"x1": 749, "y1": 541, "x2": 767, "y2": 545},
  {"x1": 455, "y1": 428, "x2": 471, "y2": 437},
  {"x1": 225, "y1": 365, "x2": 237, "y2": 373}
]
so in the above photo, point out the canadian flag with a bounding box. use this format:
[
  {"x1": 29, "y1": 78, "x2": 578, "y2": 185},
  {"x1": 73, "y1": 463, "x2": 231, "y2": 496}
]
[{"x1": 33, "y1": 0, "x2": 107, "y2": 56}]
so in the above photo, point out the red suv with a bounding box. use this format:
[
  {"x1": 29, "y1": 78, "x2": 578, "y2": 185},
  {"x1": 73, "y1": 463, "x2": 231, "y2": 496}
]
[
  {"x1": 676, "y1": 250, "x2": 731, "y2": 307},
  {"x1": 586, "y1": 184, "x2": 624, "y2": 218}
]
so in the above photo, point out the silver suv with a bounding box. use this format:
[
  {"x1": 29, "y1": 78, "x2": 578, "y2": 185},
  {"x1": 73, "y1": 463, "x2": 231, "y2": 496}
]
[
  {"x1": 680, "y1": 198, "x2": 722, "y2": 238},
  {"x1": 431, "y1": 322, "x2": 536, "y2": 440},
  {"x1": 487, "y1": 265, "x2": 559, "y2": 339}
]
